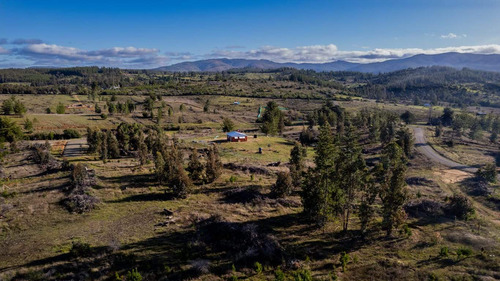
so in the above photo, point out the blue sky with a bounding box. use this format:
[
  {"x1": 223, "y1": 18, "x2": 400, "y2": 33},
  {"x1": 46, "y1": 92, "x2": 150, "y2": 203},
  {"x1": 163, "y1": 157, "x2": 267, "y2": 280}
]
[{"x1": 1, "y1": 0, "x2": 500, "y2": 68}]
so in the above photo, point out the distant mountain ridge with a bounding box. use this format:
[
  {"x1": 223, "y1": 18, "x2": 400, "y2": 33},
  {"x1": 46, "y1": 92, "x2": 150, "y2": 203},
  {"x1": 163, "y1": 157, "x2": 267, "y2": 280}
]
[{"x1": 155, "y1": 53, "x2": 500, "y2": 73}]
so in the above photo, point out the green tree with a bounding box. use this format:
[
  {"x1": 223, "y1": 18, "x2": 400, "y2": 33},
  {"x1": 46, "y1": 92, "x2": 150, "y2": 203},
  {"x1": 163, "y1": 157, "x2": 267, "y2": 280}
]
[
  {"x1": 337, "y1": 126, "x2": 367, "y2": 231},
  {"x1": 475, "y1": 163, "x2": 497, "y2": 183},
  {"x1": 378, "y1": 142, "x2": 408, "y2": 237},
  {"x1": 24, "y1": 118, "x2": 34, "y2": 132},
  {"x1": 301, "y1": 122, "x2": 338, "y2": 225},
  {"x1": 221, "y1": 117, "x2": 235, "y2": 132},
  {"x1": 400, "y1": 110, "x2": 415, "y2": 124},
  {"x1": 2, "y1": 97, "x2": 14, "y2": 115},
  {"x1": 187, "y1": 148, "x2": 204, "y2": 182},
  {"x1": 205, "y1": 144, "x2": 222, "y2": 183},
  {"x1": 289, "y1": 142, "x2": 307, "y2": 187},
  {"x1": 260, "y1": 101, "x2": 284, "y2": 136},
  {"x1": 396, "y1": 127, "x2": 414, "y2": 158},
  {"x1": 0, "y1": 117, "x2": 23, "y2": 143},
  {"x1": 56, "y1": 102, "x2": 66, "y2": 114},
  {"x1": 13, "y1": 99, "x2": 26, "y2": 115},
  {"x1": 271, "y1": 171, "x2": 293, "y2": 198},
  {"x1": 441, "y1": 107, "x2": 454, "y2": 126},
  {"x1": 107, "y1": 131, "x2": 120, "y2": 158},
  {"x1": 170, "y1": 163, "x2": 192, "y2": 198}
]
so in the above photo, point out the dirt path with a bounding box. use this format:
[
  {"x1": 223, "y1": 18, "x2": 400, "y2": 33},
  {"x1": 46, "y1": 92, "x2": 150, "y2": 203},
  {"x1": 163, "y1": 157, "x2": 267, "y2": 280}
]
[
  {"x1": 62, "y1": 138, "x2": 88, "y2": 157},
  {"x1": 413, "y1": 127, "x2": 478, "y2": 173}
]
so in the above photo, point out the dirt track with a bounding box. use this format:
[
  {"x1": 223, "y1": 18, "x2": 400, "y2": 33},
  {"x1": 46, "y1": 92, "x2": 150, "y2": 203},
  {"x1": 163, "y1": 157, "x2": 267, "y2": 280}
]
[{"x1": 413, "y1": 127, "x2": 478, "y2": 173}]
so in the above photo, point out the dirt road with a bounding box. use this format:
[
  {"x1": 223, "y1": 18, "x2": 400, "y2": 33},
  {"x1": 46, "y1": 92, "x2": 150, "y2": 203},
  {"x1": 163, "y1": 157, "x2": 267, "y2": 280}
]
[
  {"x1": 413, "y1": 127, "x2": 478, "y2": 173},
  {"x1": 62, "y1": 138, "x2": 88, "y2": 157}
]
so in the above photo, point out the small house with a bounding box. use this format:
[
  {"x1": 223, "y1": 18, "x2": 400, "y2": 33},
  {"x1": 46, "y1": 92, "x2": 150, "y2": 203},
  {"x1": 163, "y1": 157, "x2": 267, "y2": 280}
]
[{"x1": 227, "y1": 131, "x2": 248, "y2": 142}]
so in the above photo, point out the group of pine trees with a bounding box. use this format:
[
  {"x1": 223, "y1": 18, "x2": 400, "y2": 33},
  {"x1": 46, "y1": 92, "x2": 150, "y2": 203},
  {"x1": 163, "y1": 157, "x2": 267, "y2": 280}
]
[
  {"x1": 86, "y1": 122, "x2": 223, "y2": 198},
  {"x1": 291, "y1": 105, "x2": 413, "y2": 236},
  {"x1": 2, "y1": 96, "x2": 26, "y2": 115}
]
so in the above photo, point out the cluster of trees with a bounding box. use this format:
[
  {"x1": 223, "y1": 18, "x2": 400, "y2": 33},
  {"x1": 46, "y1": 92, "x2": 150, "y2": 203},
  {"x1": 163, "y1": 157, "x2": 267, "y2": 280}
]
[
  {"x1": 104, "y1": 100, "x2": 136, "y2": 115},
  {"x1": 299, "y1": 121, "x2": 411, "y2": 236},
  {"x1": 86, "y1": 123, "x2": 223, "y2": 198},
  {"x1": 437, "y1": 107, "x2": 500, "y2": 142},
  {"x1": 2, "y1": 97, "x2": 26, "y2": 115}
]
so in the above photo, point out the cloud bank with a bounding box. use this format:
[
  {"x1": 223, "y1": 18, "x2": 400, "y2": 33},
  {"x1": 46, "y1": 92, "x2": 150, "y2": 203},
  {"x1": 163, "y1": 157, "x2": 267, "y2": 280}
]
[
  {"x1": 2, "y1": 38, "x2": 500, "y2": 68},
  {"x1": 207, "y1": 44, "x2": 500, "y2": 63}
]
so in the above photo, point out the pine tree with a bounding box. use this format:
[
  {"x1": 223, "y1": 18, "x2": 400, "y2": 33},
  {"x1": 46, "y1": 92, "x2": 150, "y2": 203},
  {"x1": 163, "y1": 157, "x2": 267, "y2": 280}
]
[
  {"x1": 99, "y1": 132, "x2": 108, "y2": 163},
  {"x1": 187, "y1": 148, "x2": 204, "y2": 182},
  {"x1": 154, "y1": 152, "x2": 167, "y2": 184},
  {"x1": 271, "y1": 171, "x2": 293, "y2": 198},
  {"x1": 396, "y1": 127, "x2": 414, "y2": 158},
  {"x1": 205, "y1": 144, "x2": 222, "y2": 183},
  {"x1": 170, "y1": 163, "x2": 192, "y2": 198},
  {"x1": 136, "y1": 132, "x2": 149, "y2": 166},
  {"x1": 107, "y1": 131, "x2": 120, "y2": 158},
  {"x1": 301, "y1": 122, "x2": 338, "y2": 225},
  {"x1": 337, "y1": 126, "x2": 367, "y2": 231},
  {"x1": 378, "y1": 142, "x2": 408, "y2": 237},
  {"x1": 289, "y1": 142, "x2": 307, "y2": 187}
]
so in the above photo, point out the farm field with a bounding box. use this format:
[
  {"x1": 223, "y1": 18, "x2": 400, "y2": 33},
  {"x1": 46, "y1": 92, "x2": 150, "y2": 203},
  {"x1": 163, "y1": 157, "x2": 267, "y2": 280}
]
[{"x1": 0, "y1": 69, "x2": 499, "y2": 281}]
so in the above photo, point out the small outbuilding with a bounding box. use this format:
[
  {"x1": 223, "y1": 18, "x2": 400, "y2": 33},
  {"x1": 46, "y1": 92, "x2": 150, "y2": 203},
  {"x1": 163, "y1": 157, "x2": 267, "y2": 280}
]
[{"x1": 227, "y1": 131, "x2": 248, "y2": 142}]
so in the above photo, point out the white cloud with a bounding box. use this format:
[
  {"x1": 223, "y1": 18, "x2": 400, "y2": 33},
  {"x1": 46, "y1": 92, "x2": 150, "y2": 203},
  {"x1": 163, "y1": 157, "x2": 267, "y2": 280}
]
[
  {"x1": 0, "y1": 47, "x2": 9, "y2": 54},
  {"x1": 206, "y1": 44, "x2": 500, "y2": 64},
  {"x1": 440, "y1": 33, "x2": 467, "y2": 39},
  {"x1": 15, "y1": 43, "x2": 163, "y2": 67}
]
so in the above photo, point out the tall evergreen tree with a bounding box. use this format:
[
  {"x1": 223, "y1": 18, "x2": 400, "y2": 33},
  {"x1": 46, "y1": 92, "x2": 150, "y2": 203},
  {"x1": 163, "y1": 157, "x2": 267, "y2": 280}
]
[
  {"x1": 205, "y1": 144, "x2": 222, "y2": 183},
  {"x1": 289, "y1": 141, "x2": 307, "y2": 187},
  {"x1": 378, "y1": 142, "x2": 408, "y2": 237},
  {"x1": 187, "y1": 148, "x2": 204, "y2": 182},
  {"x1": 337, "y1": 126, "x2": 367, "y2": 231}
]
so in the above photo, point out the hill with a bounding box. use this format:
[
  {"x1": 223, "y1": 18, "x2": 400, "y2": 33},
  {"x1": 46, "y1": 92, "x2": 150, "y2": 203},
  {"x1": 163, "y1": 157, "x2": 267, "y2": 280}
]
[{"x1": 156, "y1": 52, "x2": 500, "y2": 73}]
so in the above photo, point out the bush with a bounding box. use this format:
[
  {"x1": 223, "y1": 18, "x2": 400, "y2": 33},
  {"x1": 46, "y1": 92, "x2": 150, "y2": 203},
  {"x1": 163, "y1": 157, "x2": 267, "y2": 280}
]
[
  {"x1": 456, "y1": 247, "x2": 473, "y2": 260},
  {"x1": 445, "y1": 194, "x2": 475, "y2": 220},
  {"x1": 63, "y1": 129, "x2": 81, "y2": 139},
  {"x1": 439, "y1": 246, "x2": 449, "y2": 257},
  {"x1": 274, "y1": 268, "x2": 285, "y2": 281},
  {"x1": 62, "y1": 194, "x2": 99, "y2": 213},
  {"x1": 475, "y1": 163, "x2": 497, "y2": 183},
  {"x1": 271, "y1": 172, "x2": 293, "y2": 198},
  {"x1": 254, "y1": 262, "x2": 263, "y2": 275},
  {"x1": 339, "y1": 252, "x2": 349, "y2": 272},
  {"x1": 69, "y1": 241, "x2": 92, "y2": 258},
  {"x1": 292, "y1": 269, "x2": 313, "y2": 281},
  {"x1": 126, "y1": 268, "x2": 142, "y2": 281},
  {"x1": 229, "y1": 175, "x2": 238, "y2": 183}
]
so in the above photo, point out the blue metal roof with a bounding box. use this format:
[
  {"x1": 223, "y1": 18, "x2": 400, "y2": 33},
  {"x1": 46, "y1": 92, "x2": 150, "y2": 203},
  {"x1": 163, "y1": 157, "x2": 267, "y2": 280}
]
[{"x1": 227, "y1": 131, "x2": 247, "y2": 137}]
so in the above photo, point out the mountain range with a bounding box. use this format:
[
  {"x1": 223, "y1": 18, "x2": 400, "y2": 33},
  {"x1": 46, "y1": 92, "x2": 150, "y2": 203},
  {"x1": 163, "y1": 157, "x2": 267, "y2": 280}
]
[{"x1": 155, "y1": 52, "x2": 500, "y2": 73}]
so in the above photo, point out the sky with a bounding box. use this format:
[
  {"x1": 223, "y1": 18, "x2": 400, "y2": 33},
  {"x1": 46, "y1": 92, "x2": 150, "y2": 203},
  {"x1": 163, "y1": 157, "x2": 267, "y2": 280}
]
[{"x1": 1, "y1": 0, "x2": 500, "y2": 68}]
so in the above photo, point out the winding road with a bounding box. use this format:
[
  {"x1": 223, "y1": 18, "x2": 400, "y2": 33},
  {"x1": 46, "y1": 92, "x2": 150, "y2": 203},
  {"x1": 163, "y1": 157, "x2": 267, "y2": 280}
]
[{"x1": 413, "y1": 127, "x2": 478, "y2": 173}]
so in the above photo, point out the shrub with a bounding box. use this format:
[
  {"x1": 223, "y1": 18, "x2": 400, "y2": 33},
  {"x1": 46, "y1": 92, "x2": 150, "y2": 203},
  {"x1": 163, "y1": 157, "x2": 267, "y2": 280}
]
[
  {"x1": 229, "y1": 175, "x2": 238, "y2": 183},
  {"x1": 254, "y1": 262, "x2": 263, "y2": 275},
  {"x1": 62, "y1": 194, "x2": 99, "y2": 213},
  {"x1": 69, "y1": 241, "x2": 92, "y2": 258},
  {"x1": 271, "y1": 171, "x2": 293, "y2": 198},
  {"x1": 339, "y1": 252, "x2": 349, "y2": 272},
  {"x1": 445, "y1": 194, "x2": 475, "y2": 220},
  {"x1": 292, "y1": 269, "x2": 313, "y2": 281},
  {"x1": 63, "y1": 129, "x2": 81, "y2": 139},
  {"x1": 126, "y1": 268, "x2": 142, "y2": 281},
  {"x1": 475, "y1": 163, "x2": 497, "y2": 183},
  {"x1": 400, "y1": 224, "x2": 412, "y2": 237},
  {"x1": 274, "y1": 268, "x2": 285, "y2": 281},
  {"x1": 456, "y1": 247, "x2": 473, "y2": 260},
  {"x1": 439, "y1": 246, "x2": 449, "y2": 258}
]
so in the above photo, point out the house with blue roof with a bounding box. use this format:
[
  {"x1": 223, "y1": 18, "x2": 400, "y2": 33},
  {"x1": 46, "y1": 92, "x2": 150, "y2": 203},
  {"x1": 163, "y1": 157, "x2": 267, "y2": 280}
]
[{"x1": 226, "y1": 131, "x2": 248, "y2": 142}]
